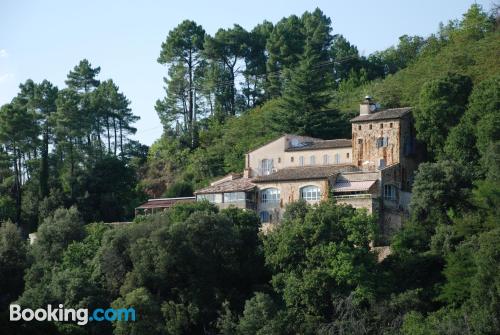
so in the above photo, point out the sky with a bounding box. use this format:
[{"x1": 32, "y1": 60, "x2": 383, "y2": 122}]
[{"x1": 0, "y1": 0, "x2": 494, "y2": 145}]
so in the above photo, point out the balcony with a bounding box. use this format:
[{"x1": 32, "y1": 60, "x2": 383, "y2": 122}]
[{"x1": 217, "y1": 200, "x2": 256, "y2": 210}]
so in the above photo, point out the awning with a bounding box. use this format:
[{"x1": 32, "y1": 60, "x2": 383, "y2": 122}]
[{"x1": 333, "y1": 180, "x2": 376, "y2": 193}]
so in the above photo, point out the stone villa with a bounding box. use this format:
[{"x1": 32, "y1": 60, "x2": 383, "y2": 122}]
[{"x1": 137, "y1": 97, "x2": 422, "y2": 240}]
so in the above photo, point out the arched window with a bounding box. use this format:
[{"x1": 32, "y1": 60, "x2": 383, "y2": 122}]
[
  {"x1": 260, "y1": 211, "x2": 270, "y2": 222},
  {"x1": 300, "y1": 185, "x2": 321, "y2": 201},
  {"x1": 261, "y1": 188, "x2": 280, "y2": 203}
]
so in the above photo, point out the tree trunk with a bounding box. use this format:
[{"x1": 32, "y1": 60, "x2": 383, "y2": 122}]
[
  {"x1": 40, "y1": 122, "x2": 49, "y2": 198},
  {"x1": 113, "y1": 117, "x2": 117, "y2": 156},
  {"x1": 188, "y1": 49, "x2": 195, "y2": 148},
  {"x1": 119, "y1": 120, "x2": 124, "y2": 160},
  {"x1": 13, "y1": 148, "x2": 21, "y2": 225}
]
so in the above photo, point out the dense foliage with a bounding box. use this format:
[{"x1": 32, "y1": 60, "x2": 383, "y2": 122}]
[
  {"x1": 0, "y1": 4, "x2": 499, "y2": 335},
  {"x1": 0, "y1": 60, "x2": 146, "y2": 230}
]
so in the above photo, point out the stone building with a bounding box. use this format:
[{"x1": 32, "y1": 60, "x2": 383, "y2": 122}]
[{"x1": 191, "y1": 97, "x2": 422, "y2": 241}]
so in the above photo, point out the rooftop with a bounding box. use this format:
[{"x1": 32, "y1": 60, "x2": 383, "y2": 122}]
[
  {"x1": 351, "y1": 107, "x2": 412, "y2": 122},
  {"x1": 285, "y1": 139, "x2": 352, "y2": 151},
  {"x1": 195, "y1": 178, "x2": 256, "y2": 194},
  {"x1": 333, "y1": 180, "x2": 377, "y2": 192},
  {"x1": 136, "y1": 197, "x2": 196, "y2": 209},
  {"x1": 253, "y1": 165, "x2": 357, "y2": 182}
]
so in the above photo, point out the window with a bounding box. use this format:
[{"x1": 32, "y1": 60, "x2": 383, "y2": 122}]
[
  {"x1": 358, "y1": 139, "x2": 363, "y2": 144},
  {"x1": 224, "y1": 192, "x2": 246, "y2": 203},
  {"x1": 261, "y1": 159, "x2": 273, "y2": 175},
  {"x1": 334, "y1": 153, "x2": 340, "y2": 164},
  {"x1": 197, "y1": 194, "x2": 220, "y2": 203},
  {"x1": 378, "y1": 159, "x2": 386, "y2": 169},
  {"x1": 323, "y1": 154, "x2": 329, "y2": 165},
  {"x1": 369, "y1": 124, "x2": 372, "y2": 130},
  {"x1": 358, "y1": 125, "x2": 361, "y2": 130},
  {"x1": 300, "y1": 186, "x2": 321, "y2": 201},
  {"x1": 291, "y1": 156, "x2": 294, "y2": 163},
  {"x1": 380, "y1": 123, "x2": 384, "y2": 129},
  {"x1": 261, "y1": 188, "x2": 280, "y2": 204},
  {"x1": 346, "y1": 153, "x2": 350, "y2": 159},
  {"x1": 278, "y1": 157, "x2": 281, "y2": 163},
  {"x1": 309, "y1": 156, "x2": 315, "y2": 165},
  {"x1": 260, "y1": 211, "x2": 270, "y2": 222},
  {"x1": 384, "y1": 184, "x2": 396, "y2": 200},
  {"x1": 299, "y1": 156, "x2": 304, "y2": 166},
  {"x1": 390, "y1": 122, "x2": 393, "y2": 128},
  {"x1": 376, "y1": 137, "x2": 389, "y2": 148}
]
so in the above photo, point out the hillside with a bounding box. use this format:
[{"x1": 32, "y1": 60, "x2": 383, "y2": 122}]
[{"x1": 141, "y1": 4, "x2": 500, "y2": 195}]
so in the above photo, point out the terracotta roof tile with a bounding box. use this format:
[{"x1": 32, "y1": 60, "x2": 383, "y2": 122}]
[
  {"x1": 195, "y1": 178, "x2": 256, "y2": 194},
  {"x1": 252, "y1": 165, "x2": 357, "y2": 182}
]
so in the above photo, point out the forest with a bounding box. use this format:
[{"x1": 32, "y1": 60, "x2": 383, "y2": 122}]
[{"x1": 0, "y1": 4, "x2": 499, "y2": 334}]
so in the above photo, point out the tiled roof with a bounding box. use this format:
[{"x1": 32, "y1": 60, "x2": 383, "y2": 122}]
[
  {"x1": 253, "y1": 165, "x2": 357, "y2": 182},
  {"x1": 136, "y1": 197, "x2": 196, "y2": 209},
  {"x1": 351, "y1": 107, "x2": 412, "y2": 122},
  {"x1": 195, "y1": 178, "x2": 256, "y2": 194},
  {"x1": 286, "y1": 139, "x2": 352, "y2": 151},
  {"x1": 333, "y1": 180, "x2": 377, "y2": 192}
]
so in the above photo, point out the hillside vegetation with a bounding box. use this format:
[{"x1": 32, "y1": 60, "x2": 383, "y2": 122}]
[
  {"x1": 0, "y1": 4, "x2": 499, "y2": 335},
  {"x1": 141, "y1": 4, "x2": 500, "y2": 195}
]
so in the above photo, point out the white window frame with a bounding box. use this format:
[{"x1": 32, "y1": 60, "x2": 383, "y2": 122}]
[
  {"x1": 309, "y1": 156, "x2": 316, "y2": 165},
  {"x1": 300, "y1": 185, "x2": 321, "y2": 201},
  {"x1": 224, "y1": 192, "x2": 246, "y2": 203},
  {"x1": 260, "y1": 188, "x2": 280, "y2": 204},
  {"x1": 323, "y1": 154, "x2": 329, "y2": 165},
  {"x1": 299, "y1": 156, "x2": 304, "y2": 166},
  {"x1": 261, "y1": 159, "x2": 273, "y2": 175},
  {"x1": 334, "y1": 153, "x2": 340, "y2": 164}
]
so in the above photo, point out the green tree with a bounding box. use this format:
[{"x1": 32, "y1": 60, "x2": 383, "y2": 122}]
[
  {"x1": 414, "y1": 73, "x2": 472, "y2": 158},
  {"x1": 158, "y1": 20, "x2": 206, "y2": 147},
  {"x1": 266, "y1": 15, "x2": 305, "y2": 97},
  {"x1": 263, "y1": 200, "x2": 377, "y2": 333},
  {"x1": 0, "y1": 101, "x2": 39, "y2": 224},
  {"x1": 204, "y1": 25, "x2": 248, "y2": 116},
  {"x1": 0, "y1": 221, "x2": 27, "y2": 308}
]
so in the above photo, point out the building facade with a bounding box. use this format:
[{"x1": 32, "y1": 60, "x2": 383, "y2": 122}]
[{"x1": 189, "y1": 97, "x2": 422, "y2": 241}]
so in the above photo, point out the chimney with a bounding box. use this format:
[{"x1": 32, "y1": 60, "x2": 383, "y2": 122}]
[{"x1": 360, "y1": 96, "x2": 376, "y2": 115}]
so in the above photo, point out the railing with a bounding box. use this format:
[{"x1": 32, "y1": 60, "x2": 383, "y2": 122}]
[{"x1": 333, "y1": 194, "x2": 374, "y2": 200}]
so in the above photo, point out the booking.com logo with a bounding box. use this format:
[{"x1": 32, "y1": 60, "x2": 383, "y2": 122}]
[{"x1": 10, "y1": 304, "x2": 136, "y2": 325}]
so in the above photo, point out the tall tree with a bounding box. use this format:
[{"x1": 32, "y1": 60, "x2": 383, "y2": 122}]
[
  {"x1": 34, "y1": 80, "x2": 58, "y2": 199},
  {"x1": 265, "y1": 15, "x2": 305, "y2": 98},
  {"x1": 276, "y1": 9, "x2": 333, "y2": 135},
  {"x1": 65, "y1": 59, "x2": 101, "y2": 156},
  {"x1": 204, "y1": 24, "x2": 248, "y2": 117},
  {"x1": 241, "y1": 21, "x2": 273, "y2": 108},
  {"x1": 158, "y1": 20, "x2": 206, "y2": 147},
  {"x1": 0, "y1": 102, "x2": 39, "y2": 224}
]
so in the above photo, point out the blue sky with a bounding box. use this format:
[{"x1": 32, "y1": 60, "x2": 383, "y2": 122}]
[{"x1": 0, "y1": 0, "x2": 494, "y2": 145}]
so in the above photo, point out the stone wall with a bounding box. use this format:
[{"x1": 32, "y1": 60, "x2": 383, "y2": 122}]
[
  {"x1": 255, "y1": 179, "x2": 329, "y2": 220},
  {"x1": 351, "y1": 119, "x2": 402, "y2": 170}
]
